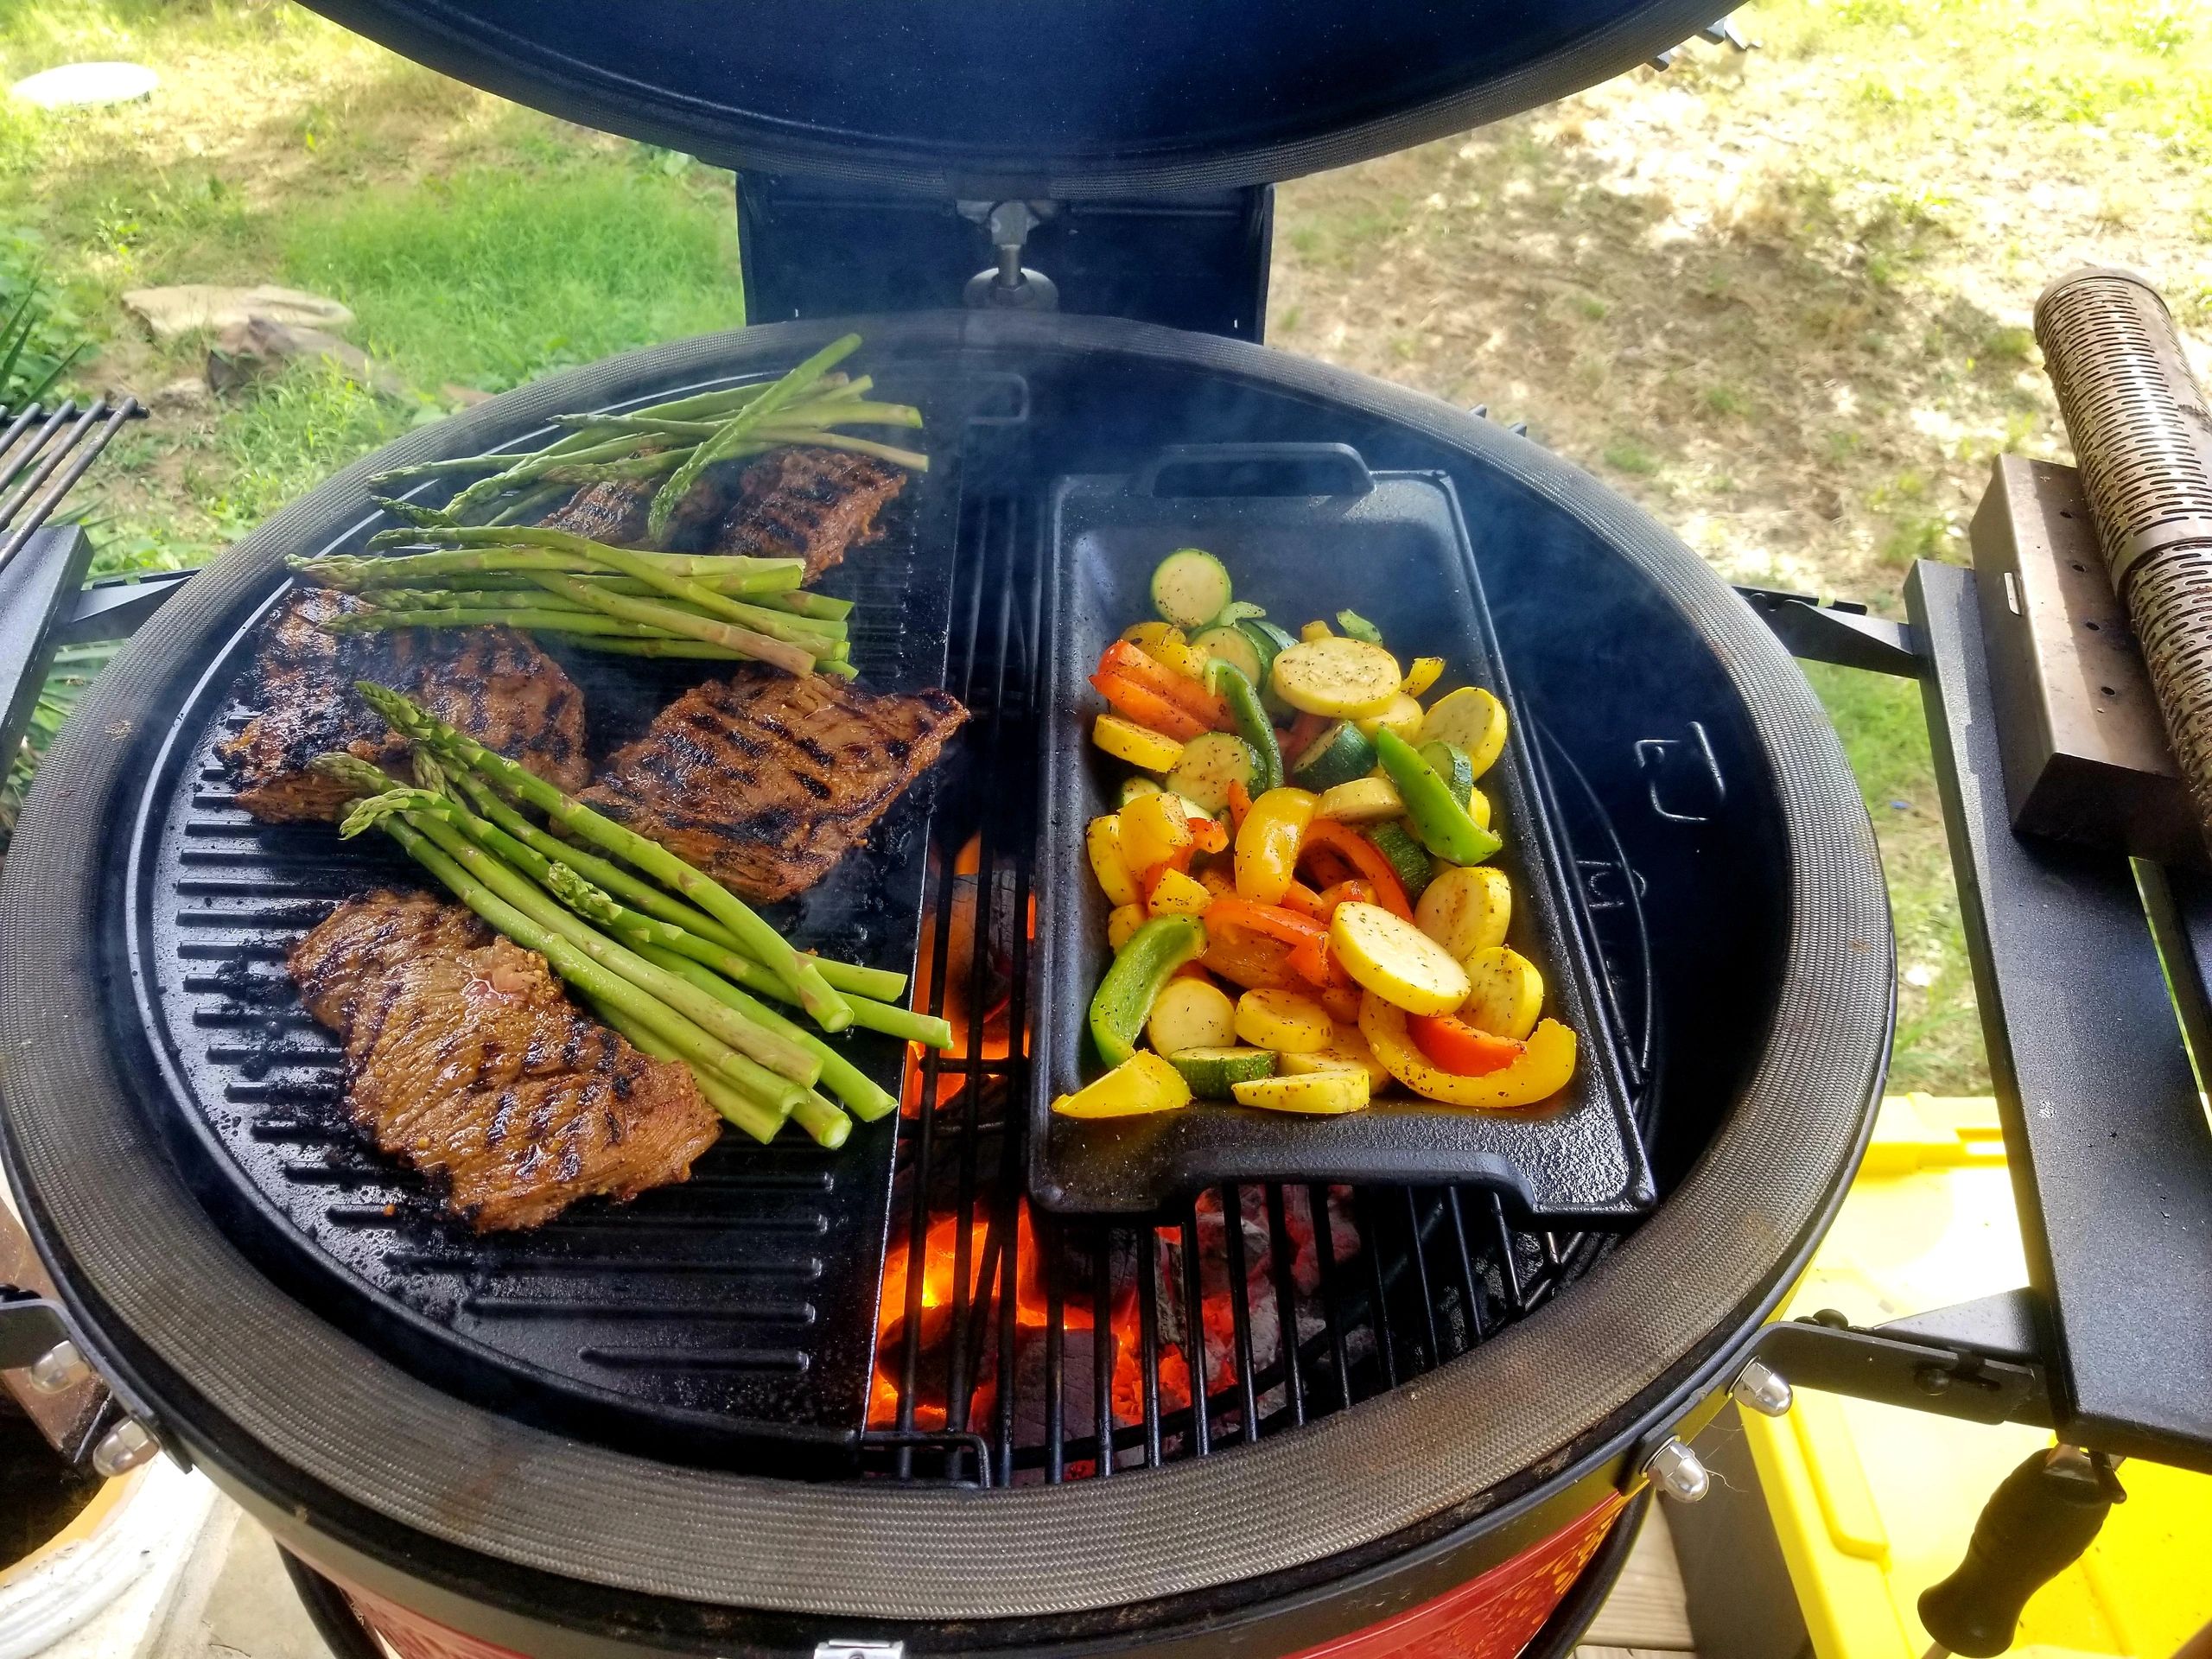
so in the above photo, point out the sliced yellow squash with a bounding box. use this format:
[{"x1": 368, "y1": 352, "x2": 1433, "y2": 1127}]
[
  {"x1": 1234, "y1": 988, "x2": 1335, "y2": 1054},
  {"x1": 1415, "y1": 866, "x2": 1512, "y2": 959},
  {"x1": 1461, "y1": 945, "x2": 1544, "y2": 1040},
  {"x1": 1416, "y1": 686, "x2": 1508, "y2": 779},
  {"x1": 1094, "y1": 713, "x2": 1186, "y2": 773},
  {"x1": 1315, "y1": 775, "x2": 1404, "y2": 824},
  {"x1": 1269, "y1": 637, "x2": 1404, "y2": 719},
  {"x1": 1147, "y1": 976, "x2": 1237, "y2": 1054},
  {"x1": 1353, "y1": 692, "x2": 1426, "y2": 744},
  {"x1": 1053, "y1": 1051, "x2": 1193, "y2": 1118},
  {"x1": 1328, "y1": 900, "x2": 1470, "y2": 1016},
  {"x1": 1359, "y1": 994, "x2": 1577, "y2": 1109},
  {"x1": 1280, "y1": 1021, "x2": 1393, "y2": 1089},
  {"x1": 1106, "y1": 902, "x2": 1148, "y2": 950},
  {"x1": 1231, "y1": 1069, "x2": 1371, "y2": 1114}
]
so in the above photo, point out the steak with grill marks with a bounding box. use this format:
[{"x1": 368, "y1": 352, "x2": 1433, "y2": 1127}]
[
  {"x1": 704, "y1": 447, "x2": 906, "y2": 581},
  {"x1": 289, "y1": 890, "x2": 721, "y2": 1231},
  {"x1": 218, "y1": 588, "x2": 588, "y2": 823},
  {"x1": 533, "y1": 446, "x2": 906, "y2": 581},
  {"x1": 580, "y1": 669, "x2": 968, "y2": 903}
]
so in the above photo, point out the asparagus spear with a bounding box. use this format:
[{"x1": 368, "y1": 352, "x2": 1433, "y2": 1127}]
[
  {"x1": 443, "y1": 767, "x2": 906, "y2": 1001},
  {"x1": 529, "y1": 573, "x2": 819, "y2": 674},
  {"x1": 647, "y1": 334, "x2": 862, "y2": 542},
  {"x1": 358, "y1": 683, "x2": 852, "y2": 1029},
  {"x1": 334, "y1": 779, "x2": 820, "y2": 1096},
  {"x1": 586, "y1": 995, "x2": 783, "y2": 1144},
  {"x1": 537, "y1": 537, "x2": 845, "y2": 652},
  {"x1": 327, "y1": 607, "x2": 675, "y2": 637},
  {"x1": 350, "y1": 804, "x2": 799, "y2": 1122},
  {"x1": 297, "y1": 545, "x2": 805, "y2": 592}
]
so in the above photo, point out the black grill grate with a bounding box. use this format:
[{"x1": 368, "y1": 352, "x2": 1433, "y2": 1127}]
[
  {"x1": 0, "y1": 397, "x2": 143, "y2": 566},
  {"x1": 859, "y1": 477, "x2": 1657, "y2": 1486}
]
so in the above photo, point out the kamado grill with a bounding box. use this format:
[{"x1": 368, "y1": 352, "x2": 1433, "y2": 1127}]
[{"x1": 29, "y1": 3, "x2": 2206, "y2": 1656}]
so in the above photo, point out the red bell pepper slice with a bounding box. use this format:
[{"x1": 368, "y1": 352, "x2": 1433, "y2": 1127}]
[
  {"x1": 1098, "y1": 641, "x2": 1235, "y2": 730},
  {"x1": 1282, "y1": 710, "x2": 1330, "y2": 760},
  {"x1": 1407, "y1": 1014, "x2": 1524, "y2": 1076},
  {"x1": 1137, "y1": 847, "x2": 1195, "y2": 904},
  {"x1": 1188, "y1": 815, "x2": 1230, "y2": 856},
  {"x1": 1300, "y1": 820, "x2": 1414, "y2": 919},
  {"x1": 1090, "y1": 671, "x2": 1209, "y2": 741}
]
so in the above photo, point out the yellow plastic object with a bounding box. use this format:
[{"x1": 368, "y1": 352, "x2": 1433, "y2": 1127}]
[{"x1": 1745, "y1": 1093, "x2": 2212, "y2": 1659}]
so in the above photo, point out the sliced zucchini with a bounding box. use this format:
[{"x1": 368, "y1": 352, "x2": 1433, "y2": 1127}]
[
  {"x1": 1354, "y1": 693, "x2": 1426, "y2": 744},
  {"x1": 1053, "y1": 1051, "x2": 1192, "y2": 1119},
  {"x1": 1328, "y1": 901, "x2": 1471, "y2": 1017},
  {"x1": 1167, "y1": 731, "x2": 1260, "y2": 814},
  {"x1": 1151, "y1": 548, "x2": 1234, "y2": 632},
  {"x1": 1364, "y1": 822, "x2": 1435, "y2": 900},
  {"x1": 1269, "y1": 637, "x2": 1403, "y2": 718},
  {"x1": 1290, "y1": 720, "x2": 1378, "y2": 792},
  {"x1": 1315, "y1": 776, "x2": 1404, "y2": 824},
  {"x1": 1231, "y1": 1069, "x2": 1371, "y2": 1115},
  {"x1": 1191, "y1": 625, "x2": 1264, "y2": 686},
  {"x1": 1418, "y1": 740, "x2": 1475, "y2": 809},
  {"x1": 1240, "y1": 620, "x2": 1298, "y2": 721},
  {"x1": 1217, "y1": 601, "x2": 1268, "y2": 625},
  {"x1": 1168, "y1": 1046, "x2": 1277, "y2": 1099},
  {"x1": 1147, "y1": 976, "x2": 1237, "y2": 1054},
  {"x1": 1118, "y1": 775, "x2": 1164, "y2": 808},
  {"x1": 1417, "y1": 686, "x2": 1508, "y2": 779}
]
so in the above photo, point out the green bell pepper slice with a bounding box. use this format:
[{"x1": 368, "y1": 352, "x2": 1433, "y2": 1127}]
[
  {"x1": 1089, "y1": 914, "x2": 1209, "y2": 1066},
  {"x1": 1205, "y1": 658, "x2": 1284, "y2": 795},
  {"x1": 1373, "y1": 728, "x2": 1502, "y2": 866}
]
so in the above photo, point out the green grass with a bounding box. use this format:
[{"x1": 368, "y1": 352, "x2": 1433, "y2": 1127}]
[{"x1": 1804, "y1": 660, "x2": 1989, "y2": 1094}]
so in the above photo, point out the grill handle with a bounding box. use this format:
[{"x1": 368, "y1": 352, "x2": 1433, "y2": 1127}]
[
  {"x1": 1916, "y1": 1446, "x2": 2122, "y2": 1657},
  {"x1": 1133, "y1": 442, "x2": 1375, "y2": 499}
]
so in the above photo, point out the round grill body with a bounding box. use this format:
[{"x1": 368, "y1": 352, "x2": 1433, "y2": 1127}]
[{"x1": 0, "y1": 315, "x2": 1891, "y2": 1656}]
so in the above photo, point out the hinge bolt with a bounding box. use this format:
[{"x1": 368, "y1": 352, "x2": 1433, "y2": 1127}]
[
  {"x1": 91, "y1": 1417, "x2": 160, "y2": 1478},
  {"x1": 26, "y1": 1338, "x2": 89, "y2": 1395},
  {"x1": 1731, "y1": 1358, "x2": 1794, "y2": 1416},
  {"x1": 1643, "y1": 1437, "x2": 1711, "y2": 1503}
]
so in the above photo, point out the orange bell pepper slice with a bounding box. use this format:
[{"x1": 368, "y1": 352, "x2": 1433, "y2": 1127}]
[
  {"x1": 1281, "y1": 880, "x2": 1332, "y2": 923},
  {"x1": 1137, "y1": 847, "x2": 1196, "y2": 904},
  {"x1": 1316, "y1": 879, "x2": 1376, "y2": 914},
  {"x1": 1300, "y1": 820, "x2": 1413, "y2": 919},
  {"x1": 1097, "y1": 641, "x2": 1234, "y2": 730},
  {"x1": 1204, "y1": 894, "x2": 1326, "y2": 951},
  {"x1": 1187, "y1": 815, "x2": 1230, "y2": 856},
  {"x1": 1226, "y1": 779, "x2": 1254, "y2": 834},
  {"x1": 1090, "y1": 671, "x2": 1209, "y2": 741},
  {"x1": 1201, "y1": 924, "x2": 1306, "y2": 991},
  {"x1": 1282, "y1": 710, "x2": 1330, "y2": 760},
  {"x1": 1407, "y1": 1014, "x2": 1525, "y2": 1077},
  {"x1": 1287, "y1": 931, "x2": 1356, "y2": 990}
]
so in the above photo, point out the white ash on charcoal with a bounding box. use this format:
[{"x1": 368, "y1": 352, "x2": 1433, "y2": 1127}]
[{"x1": 1151, "y1": 1185, "x2": 1368, "y2": 1435}]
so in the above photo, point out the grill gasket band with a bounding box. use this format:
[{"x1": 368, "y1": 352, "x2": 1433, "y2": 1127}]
[{"x1": 0, "y1": 312, "x2": 1890, "y2": 1624}]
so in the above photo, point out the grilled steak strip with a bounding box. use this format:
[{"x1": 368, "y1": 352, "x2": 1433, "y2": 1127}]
[
  {"x1": 536, "y1": 446, "x2": 906, "y2": 582},
  {"x1": 580, "y1": 669, "x2": 968, "y2": 904},
  {"x1": 219, "y1": 588, "x2": 588, "y2": 823},
  {"x1": 289, "y1": 890, "x2": 721, "y2": 1231},
  {"x1": 705, "y1": 447, "x2": 906, "y2": 581}
]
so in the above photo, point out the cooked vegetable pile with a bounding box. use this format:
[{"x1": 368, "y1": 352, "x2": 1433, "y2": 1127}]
[
  {"x1": 1056, "y1": 549, "x2": 1577, "y2": 1122},
  {"x1": 316, "y1": 683, "x2": 953, "y2": 1150}
]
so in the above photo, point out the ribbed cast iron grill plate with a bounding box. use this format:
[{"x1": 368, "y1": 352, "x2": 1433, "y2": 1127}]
[{"x1": 116, "y1": 376, "x2": 961, "y2": 1449}]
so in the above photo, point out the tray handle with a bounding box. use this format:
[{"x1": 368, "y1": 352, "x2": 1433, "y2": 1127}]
[{"x1": 1134, "y1": 443, "x2": 1375, "y2": 499}]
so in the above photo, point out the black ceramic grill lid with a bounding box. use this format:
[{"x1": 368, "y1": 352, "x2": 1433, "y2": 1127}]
[
  {"x1": 297, "y1": 0, "x2": 1726, "y2": 196},
  {"x1": 0, "y1": 314, "x2": 1892, "y2": 1628}
]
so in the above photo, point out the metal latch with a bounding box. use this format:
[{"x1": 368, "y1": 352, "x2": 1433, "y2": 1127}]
[
  {"x1": 958, "y1": 200, "x2": 1059, "y2": 312},
  {"x1": 816, "y1": 1643, "x2": 906, "y2": 1659}
]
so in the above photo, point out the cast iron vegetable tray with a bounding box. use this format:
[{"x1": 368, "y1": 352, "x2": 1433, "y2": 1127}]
[{"x1": 1031, "y1": 442, "x2": 1656, "y2": 1219}]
